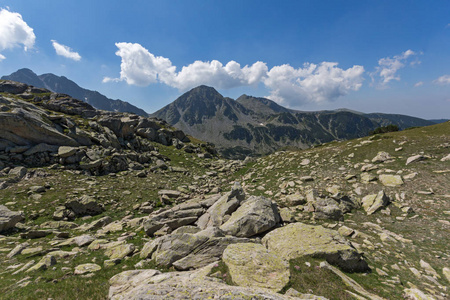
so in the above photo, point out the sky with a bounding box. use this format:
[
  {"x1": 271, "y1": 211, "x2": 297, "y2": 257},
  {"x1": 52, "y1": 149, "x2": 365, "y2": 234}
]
[{"x1": 0, "y1": 0, "x2": 449, "y2": 119}]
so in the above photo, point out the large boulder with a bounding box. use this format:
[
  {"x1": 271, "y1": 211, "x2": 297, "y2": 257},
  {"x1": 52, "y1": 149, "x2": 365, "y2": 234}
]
[
  {"x1": 0, "y1": 205, "x2": 24, "y2": 232},
  {"x1": 262, "y1": 222, "x2": 369, "y2": 272},
  {"x1": 109, "y1": 265, "x2": 306, "y2": 300},
  {"x1": 222, "y1": 243, "x2": 290, "y2": 292},
  {"x1": 219, "y1": 195, "x2": 281, "y2": 237},
  {"x1": 140, "y1": 228, "x2": 250, "y2": 270},
  {"x1": 197, "y1": 182, "x2": 246, "y2": 229}
]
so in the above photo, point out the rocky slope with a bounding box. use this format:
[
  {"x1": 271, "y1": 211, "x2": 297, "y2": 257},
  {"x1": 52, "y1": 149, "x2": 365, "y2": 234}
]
[
  {"x1": 0, "y1": 80, "x2": 448, "y2": 300},
  {"x1": 2, "y1": 68, "x2": 148, "y2": 116},
  {"x1": 153, "y1": 86, "x2": 434, "y2": 159}
]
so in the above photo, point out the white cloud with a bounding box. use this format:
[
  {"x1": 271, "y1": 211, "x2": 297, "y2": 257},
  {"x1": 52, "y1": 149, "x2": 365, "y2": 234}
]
[
  {"x1": 434, "y1": 75, "x2": 450, "y2": 85},
  {"x1": 414, "y1": 81, "x2": 424, "y2": 87},
  {"x1": 372, "y1": 50, "x2": 417, "y2": 87},
  {"x1": 0, "y1": 8, "x2": 35, "y2": 56},
  {"x1": 263, "y1": 62, "x2": 364, "y2": 106},
  {"x1": 51, "y1": 40, "x2": 81, "y2": 61},
  {"x1": 0, "y1": 53, "x2": 5, "y2": 61},
  {"x1": 105, "y1": 42, "x2": 365, "y2": 106}
]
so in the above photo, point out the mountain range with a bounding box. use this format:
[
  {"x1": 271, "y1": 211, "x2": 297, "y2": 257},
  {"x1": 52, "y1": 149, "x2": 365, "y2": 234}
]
[
  {"x1": 2, "y1": 69, "x2": 438, "y2": 158},
  {"x1": 152, "y1": 86, "x2": 435, "y2": 158},
  {"x1": 1, "y1": 68, "x2": 148, "y2": 116}
]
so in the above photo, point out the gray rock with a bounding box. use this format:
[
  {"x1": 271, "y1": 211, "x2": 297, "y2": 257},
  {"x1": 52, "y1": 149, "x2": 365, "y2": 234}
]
[
  {"x1": 285, "y1": 194, "x2": 307, "y2": 206},
  {"x1": 109, "y1": 266, "x2": 305, "y2": 300},
  {"x1": 65, "y1": 195, "x2": 104, "y2": 216},
  {"x1": 25, "y1": 255, "x2": 56, "y2": 273},
  {"x1": 0, "y1": 205, "x2": 24, "y2": 232},
  {"x1": 406, "y1": 154, "x2": 426, "y2": 165},
  {"x1": 362, "y1": 191, "x2": 390, "y2": 215},
  {"x1": 197, "y1": 182, "x2": 245, "y2": 229},
  {"x1": 219, "y1": 195, "x2": 281, "y2": 237},
  {"x1": 372, "y1": 151, "x2": 392, "y2": 163},
  {"x1": 58, "y1": 146, "x2": 78, "y2": 158},
  {"x1": 141, "y1": 229, "x2": 250, "y2": 270},
  {"x1": 8, "y1": 166, "x2": 27, "y2": 178}
]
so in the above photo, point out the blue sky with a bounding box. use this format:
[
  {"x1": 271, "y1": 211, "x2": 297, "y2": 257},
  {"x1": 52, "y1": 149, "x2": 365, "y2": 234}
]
[{"x1": 0, "y1": 0, "x2": 449, "y2": 119}]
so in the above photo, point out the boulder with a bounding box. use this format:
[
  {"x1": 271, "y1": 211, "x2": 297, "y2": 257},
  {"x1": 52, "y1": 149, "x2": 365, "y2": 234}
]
[
  {"x1": 379, "y1": 174, "x2": 403, "y2": 187},
  {"x1": 58, "y1": 146, "x2": 78, "y2": 158},
  {"x1": 406, "y1": 154, "x2": 426, "y2": 165},
  {"x1": 219, "y1": 195, "x2": 281, "y2": 237},
  {"x1": 0, "y1": 205, "x2": 24, "y2": 232},
  {"x1": 361, "y1": 191, "x2": 390, "y2": 215},
  {"x1": 25, "y1": 255, "x2": 56, "y2": 273},
  {"x1": 372, "y1": 151, "x2": 392, "y2": 163},
  {"x1": 65, "y1": 195, "x2": 104, "y2": 216},
  {"x1": 197, "y1": 182, "x2": 245, "y2": 229},
  {"x1": 285, "y1": 194, "x2": 307, "y2": 206},
  {"x1": 104, "y1": 243, "x2": 135, "y2": 260},
  {"x1": 222, "y1": 243, "x2": 290, "y2": 292},
  {"x1": 8, "y1": 166, "x2": 27, "y2": 178},
  {"x1": 313, "y1": 198, "x2": 343, "y2": 221},
  {"x1": 109, "y1": 265, "x2": 305, "y2": 300},
  {"x1": 262, "y1": 223, "x2": 369, "y2": 272},
  {"x1": 140, "y1": 228, "x2": 250, "y2": 270},
  {"x1": 74, "y1": 263, "x2": 102, "y2": 275}
]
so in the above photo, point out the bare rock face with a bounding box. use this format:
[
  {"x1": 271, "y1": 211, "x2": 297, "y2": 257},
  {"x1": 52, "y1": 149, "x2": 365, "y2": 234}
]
[
  {"x1": 0, "y1": 205, "x2": 25, "y2": 232},
  {"x1": 109, "y1": 265, "x2": 306, "y2": 300},
  {"x1": 0, "y1": 108, "x2": 79, "y2": 147},
  {"x1": 262, "y1": 222, "x2": 369, "y2": 272}
]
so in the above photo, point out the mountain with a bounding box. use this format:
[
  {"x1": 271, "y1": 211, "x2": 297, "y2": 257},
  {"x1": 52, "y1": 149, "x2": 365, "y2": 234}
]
[
  {"x1": 2, "y1": 68, "x2": 148, "y2": 116},
  {"x1": 153, "y1": 85, "x2": 435, "y2": 158}
]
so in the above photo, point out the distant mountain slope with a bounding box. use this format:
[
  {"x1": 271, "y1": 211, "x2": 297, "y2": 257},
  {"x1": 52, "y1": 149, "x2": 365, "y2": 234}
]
[
  {"x1": 2, "y1": 68, "x2": 148, "y2": 116},
  {"x1": 153, "y1": 85, "x2": 435, "y2": 158}
]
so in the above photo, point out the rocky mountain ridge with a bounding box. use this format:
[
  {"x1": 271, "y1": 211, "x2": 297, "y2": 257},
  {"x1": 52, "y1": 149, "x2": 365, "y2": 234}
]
[
  {"x1": 2, "y1": 68, "x2": 148, "y2": 116},
  {"x1": 153, "y1": 86, "x2": 435, "y2": 158},
  {"x1": 0, "y1": 80, "x2": 217, "y2": 182}
]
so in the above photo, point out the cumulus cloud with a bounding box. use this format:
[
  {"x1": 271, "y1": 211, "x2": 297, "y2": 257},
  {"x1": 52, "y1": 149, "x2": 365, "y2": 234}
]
[
  {"x1": 414, "y1": 81, "x2": 424, "y2": 87},
  {"x1": 0, "y1": 8, "x2": 35, "y2": 56},
  {"x1": 0, "y1": 53, "x2": 5, "y2": 61},
  {"x1": 263, "y1": 62, "x2": 364, "y2": 106},
  {"x1": 372, "y1": 50, "x2": 417, "y2": 87},
  {"x1": 434, "y1": 75, "x2": 450, "y2": 85},
  {"x1": 51, "y1": 40, "x2": 81, "y2": 61},
  {"x1": 105, "y1": 42, "x2": 365, "y2": 106}
]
